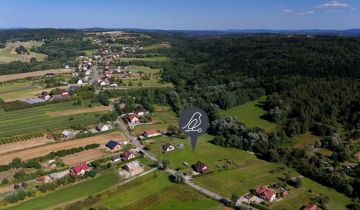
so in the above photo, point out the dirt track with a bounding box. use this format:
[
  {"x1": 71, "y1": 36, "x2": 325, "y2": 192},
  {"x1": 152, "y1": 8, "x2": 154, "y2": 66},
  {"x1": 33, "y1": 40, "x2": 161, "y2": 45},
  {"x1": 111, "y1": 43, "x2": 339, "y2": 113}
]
[
  {"x1": 0, "y1": 132, "x2": 124, "y2": 164},
  {"x1": 0, "y1": 69, "x2": 74, "y2": 82},
  {"x1": 61, "y1": 149, "x2": 105, "y2": 165}
]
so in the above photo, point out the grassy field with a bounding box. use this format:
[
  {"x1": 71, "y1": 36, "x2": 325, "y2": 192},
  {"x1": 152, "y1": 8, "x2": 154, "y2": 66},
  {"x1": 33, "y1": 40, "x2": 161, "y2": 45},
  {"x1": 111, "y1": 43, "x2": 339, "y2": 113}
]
[
  {"x1": 0, "y1": 101, "x2": 108, "y2": 138},
  {"x1": 90, "y1": 172, "x2": 219, "y2": 210},
  {"x1": 131, "y1": 110, "x2": 178, "y2": 136},
  {"x1": 127, "y1": 65, "x2": 162, "y2": 74},
  {"x1": 146, "y1": 134, "x2": 352, "y2": 210},
  {"x1": 119, "y1": 56, "x2": 169, "y2": 62},
  {"x1": 0, "y1": 48, "x2": 18, "y2": 64},
  {"x1": 0, "y1": 81, "x2": 40, "y2": 100},
  {"x1": 0, "y1": 41, "x2": 46, "y2": 64},
  {"x1": 2, "y1": 172, "x2": 120, "y2": 210},
  {"x1": 219, "y1": 96, "x2": 279, "y2": 132}
]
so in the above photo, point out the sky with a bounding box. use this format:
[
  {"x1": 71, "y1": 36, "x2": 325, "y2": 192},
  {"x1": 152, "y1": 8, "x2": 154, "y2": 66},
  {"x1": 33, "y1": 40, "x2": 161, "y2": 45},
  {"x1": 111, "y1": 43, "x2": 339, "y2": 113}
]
[{"x1": 0, "y1": 0, "x2": 359, "y2": 30}]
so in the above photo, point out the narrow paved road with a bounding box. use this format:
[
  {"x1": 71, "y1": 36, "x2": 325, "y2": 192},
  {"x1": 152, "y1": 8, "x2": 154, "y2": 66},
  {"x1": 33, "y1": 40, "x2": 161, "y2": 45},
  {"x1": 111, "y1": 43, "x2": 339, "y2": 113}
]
[{"x1": 116, "y1": 117, "x2": 255, "y2": 209}]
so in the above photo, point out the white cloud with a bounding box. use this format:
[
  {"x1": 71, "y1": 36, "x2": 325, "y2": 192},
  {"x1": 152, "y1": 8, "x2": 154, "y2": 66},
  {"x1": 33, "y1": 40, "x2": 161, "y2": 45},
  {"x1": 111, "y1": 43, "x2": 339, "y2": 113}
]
[
  {"x1": 282, "y1": 9, "x2": 294, "y2": 14},
  {"x1": 316, "y1": 1, "x2": 355, "y2": 10},
  {"x1": 298, "y1": 10, "x2": 315, "y2": 16}
]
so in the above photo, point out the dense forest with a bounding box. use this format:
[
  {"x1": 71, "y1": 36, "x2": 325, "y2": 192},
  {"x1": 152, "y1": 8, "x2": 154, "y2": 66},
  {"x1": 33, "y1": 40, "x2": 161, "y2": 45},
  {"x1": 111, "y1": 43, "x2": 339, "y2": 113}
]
[{"x1": 163, "y1": 35, "x2": 360, "y2": 199}]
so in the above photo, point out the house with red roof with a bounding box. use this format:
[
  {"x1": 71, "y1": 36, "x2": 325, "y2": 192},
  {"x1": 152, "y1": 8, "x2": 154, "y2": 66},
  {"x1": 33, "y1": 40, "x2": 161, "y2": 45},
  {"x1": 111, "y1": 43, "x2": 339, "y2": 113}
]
[
  {"x1": 129, "y1": 114, "x2": 140, "y2": 124},
  {"x1": 255, "y1": 186, "x2": 276, "y2": 202},
  {"x1": 304, "y1": 203, "x2": 317, "y2": 210},
  {"x1": 70, "y1": 163, "x2": 90, "y2": 176},
  {"x1": 144, "y1": 129, "x2": 161, "y2": 138}
]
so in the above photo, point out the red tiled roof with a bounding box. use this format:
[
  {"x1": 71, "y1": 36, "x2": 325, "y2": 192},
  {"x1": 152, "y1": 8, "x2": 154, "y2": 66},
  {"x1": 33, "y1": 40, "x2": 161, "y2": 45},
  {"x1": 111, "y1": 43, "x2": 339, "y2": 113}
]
[
  {"x1": 256, "y1": 186, "x2": 275, "y2": 201},
  {"x1": 145, "y1": 129, "x2": 158, "y2": 135},
  {"x1": 304, "y1": 204, "x2": 317, "y2": 210},
  {"x1": 71, "y1": 163, "x2": 89, "y2": 173},
  {"x1": 129, "y1": 114, "x2": 138, "y2": 120}
]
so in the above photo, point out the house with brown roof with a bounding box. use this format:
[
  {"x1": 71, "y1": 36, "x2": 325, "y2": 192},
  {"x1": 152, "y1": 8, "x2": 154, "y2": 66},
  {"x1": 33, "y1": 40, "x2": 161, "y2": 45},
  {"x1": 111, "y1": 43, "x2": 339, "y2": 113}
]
[
  {"x1": 120, "y1": 151, "x2": 136, "y2": 161},
  {"x1": 194, "y1": 161, "x2": 209, "y2": 173}
]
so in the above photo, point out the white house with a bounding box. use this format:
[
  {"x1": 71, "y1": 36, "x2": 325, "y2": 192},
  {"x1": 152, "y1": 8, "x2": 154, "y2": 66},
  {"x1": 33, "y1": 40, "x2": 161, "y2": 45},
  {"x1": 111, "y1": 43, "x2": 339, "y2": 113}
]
[
  {"x1": 96, "y1": 124, "x2": 110, "y2": 132},
  {"x1": 162, "y1": 143, "x2": 175, "y2": 153}
]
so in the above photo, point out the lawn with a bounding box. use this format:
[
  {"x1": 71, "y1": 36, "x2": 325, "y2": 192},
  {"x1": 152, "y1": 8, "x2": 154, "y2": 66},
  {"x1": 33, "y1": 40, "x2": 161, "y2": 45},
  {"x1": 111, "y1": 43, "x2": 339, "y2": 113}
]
[
  {"x1": 91, "y1": 172, "x2": 219, "y2": 210},
  {"x1": 131, "y1": 111, "x2": 178, "y2": 136},
  {"x1": 219, "y1": 96, "x2": 279, "y2": 132},
  {"x1": 146, "y1": 134, "x2": 352, "y2": 210},
  {"x1": 2, "y1": 172, "x2": 120, "y2": 210},
  {"x1": 81, "y1": 49, "x2": 98, "y2": 56},
  {"x1": 0, "y1": 101, "x2": 108, "y2": 138}
]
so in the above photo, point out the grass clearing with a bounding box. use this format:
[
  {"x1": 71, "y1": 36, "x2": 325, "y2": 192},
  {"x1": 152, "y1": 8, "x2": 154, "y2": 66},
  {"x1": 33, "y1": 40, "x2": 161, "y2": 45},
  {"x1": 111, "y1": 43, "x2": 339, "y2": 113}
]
[
  {"x1": 291, "y1": 132, "x2": 319, "y2": 148},
  {"x1": 219, "y1": 96, "x2": 279, "y2": 132},
  {"x1": 127, "y1": 65, "x2": 162, "y2": 74},
  {"x1": 3, "y1": 172, "x2": 120, "y2": 210},
  {"x1": 119, "y1": 56, "x2": 169, "y2": 62}
]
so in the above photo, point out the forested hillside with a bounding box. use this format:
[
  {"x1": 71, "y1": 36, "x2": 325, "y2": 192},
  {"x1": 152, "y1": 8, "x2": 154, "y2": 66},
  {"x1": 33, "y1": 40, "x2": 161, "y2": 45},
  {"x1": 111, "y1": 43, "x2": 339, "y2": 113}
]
[{"x1": 163, "y1": 35, "x2": 360, "y2": 200}]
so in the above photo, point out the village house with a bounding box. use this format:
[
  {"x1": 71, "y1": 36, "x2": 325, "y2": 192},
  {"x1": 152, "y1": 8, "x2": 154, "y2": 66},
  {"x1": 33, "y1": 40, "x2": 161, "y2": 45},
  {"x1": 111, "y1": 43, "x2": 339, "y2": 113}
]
[
  {"x1": 61, "y1": 130, "x2": 75, "y2": 139},
  {"x1": 303, "y1": 203, "x2": 317, "y2": 210},
  {"x1": 120, "y1": 150, "x2": 136, "y2": 161},
  {"x1": 194, "y1": 161, "x2": 209, "y2": 173},
  {"x1": 96, "y1": 124, "x2": 110, "y2": 132},
  {"x1": 162, "y1": 143, "x2": 175, "y2": 153},
  {"x1": 143, "y1": 129, "x2": 161, "y2": 138},
  {"x1": 69, "y1": 163, "x2": 90, "y2": 176},
  {"x1": 105, "y1": 140, "x2": 122, "y2": 151},
  {"x1": 123, "y1": 160, "x2": 144, "y2": 177},
  {"x1": 112, "y1": 154, "x2": 122, "y2": 162},
  {"x1": 255, "y1": 186, "x2": 276, "y2": 202},
  {"x1": 129, "y1": 114, "x2": 140, "y2": 124}
]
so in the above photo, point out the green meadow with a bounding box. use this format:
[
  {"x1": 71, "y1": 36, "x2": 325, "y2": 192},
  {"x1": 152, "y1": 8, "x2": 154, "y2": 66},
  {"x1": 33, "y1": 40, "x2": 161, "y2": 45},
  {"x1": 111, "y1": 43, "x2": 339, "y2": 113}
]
[
  {"x1": 0, "y1": 81, "x2": 40, "y2": 101},
  {"x1": 127, "y1": 65, "x2": 162, "y2": 74},
  {"x1": 2, "y1": 172, "x2": 120, "y2": 210},
  {"x1": 145, "y1": 134, "x2": 352, "y2": 210},
  {"x1": 219, "y1": 96, "x2": 279, "y2": 132},
  {"x1": 0, "y1": 101, "x2": 107, "y2": 138},
  {"x1": 90, "y1": 172, "x2": 219, "y2": 210}
]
